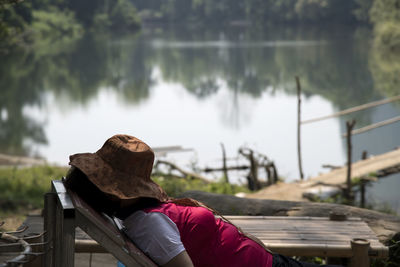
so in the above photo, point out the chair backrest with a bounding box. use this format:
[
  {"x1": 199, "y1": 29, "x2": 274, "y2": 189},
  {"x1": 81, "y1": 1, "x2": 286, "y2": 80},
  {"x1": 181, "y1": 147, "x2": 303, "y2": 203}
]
[{"x1": 43, "y1": 179, "x2": 157, "y2": 267}]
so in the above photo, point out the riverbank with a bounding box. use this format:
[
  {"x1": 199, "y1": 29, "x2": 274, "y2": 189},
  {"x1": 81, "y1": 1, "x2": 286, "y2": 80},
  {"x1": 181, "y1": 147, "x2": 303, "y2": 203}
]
[{"x1": 0, "y1": 153, "x2": 46, "y2": 167}]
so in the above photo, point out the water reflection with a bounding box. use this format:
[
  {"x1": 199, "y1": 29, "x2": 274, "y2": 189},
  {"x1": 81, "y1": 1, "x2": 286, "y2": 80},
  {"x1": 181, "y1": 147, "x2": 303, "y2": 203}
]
[{"x1": 0, "y1": 24, "x2": 399, "y2": 159}]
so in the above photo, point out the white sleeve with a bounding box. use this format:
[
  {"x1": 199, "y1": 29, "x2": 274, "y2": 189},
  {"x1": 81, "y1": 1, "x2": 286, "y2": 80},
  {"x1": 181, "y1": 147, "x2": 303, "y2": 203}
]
[{"x1": 122, "y1": 211, "x2": 186, "y2": 266}]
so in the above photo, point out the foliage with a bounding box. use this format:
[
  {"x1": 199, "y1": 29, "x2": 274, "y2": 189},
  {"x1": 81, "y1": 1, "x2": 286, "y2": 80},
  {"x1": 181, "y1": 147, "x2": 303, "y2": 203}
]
[
  {"x1": 152, "y1": 174, "x2": 249, "y2": 198},
  {"x1": 373, "y1": 22, "x2": 400, "y2": 53},
  {"x1": 90, "y1": 0, "x2": 141, "y2": 32},
  {"x1": 31, "y1": 7, "x2": 83, "y2": 39},
  {"x1": 0, "y1": 165, "x2": 68, "y2": 213},
  {"x1": 369, "y1": 23, "x2": 400, "y2": 97},
  {"x1": 371, "y1": 236, "x2": 400, "y2": 267},
  {"x1": 0, "y1": 0, "x2": 32, "y2": 49},
  {"x1": 368, "y1": 0, "x2": 400, "y2": 53},
  {"x1": 369, "y1": 0, "x2": 400, "y2": 25},
  {"x1": 131, "y1": 0, "x2": 359, "y2": 25},
  {"x1": 0, "y1": 0, "x2": 141, "y2": 50},
  {"x1": 353, "y1": 0, "x2": 373, "y2": 22},
  {"x1": 108, "y1": 0, "x2": 141, "y2": 31}
]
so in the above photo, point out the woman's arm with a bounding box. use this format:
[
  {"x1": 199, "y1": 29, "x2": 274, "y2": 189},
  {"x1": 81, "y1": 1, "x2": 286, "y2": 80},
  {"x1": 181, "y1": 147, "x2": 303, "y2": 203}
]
[
  {"x1": 162, "y1": 251, "x2": 194, "y2": 267},
  {"x1": 123, "y1": 211, "x2": 193, "y2": 266}
]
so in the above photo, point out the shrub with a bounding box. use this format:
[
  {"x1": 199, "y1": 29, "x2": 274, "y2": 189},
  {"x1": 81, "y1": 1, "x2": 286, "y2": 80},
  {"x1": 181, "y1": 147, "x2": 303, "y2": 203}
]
[{"x1": 0, "y1": 165, "x2": 68, "y2": 212}]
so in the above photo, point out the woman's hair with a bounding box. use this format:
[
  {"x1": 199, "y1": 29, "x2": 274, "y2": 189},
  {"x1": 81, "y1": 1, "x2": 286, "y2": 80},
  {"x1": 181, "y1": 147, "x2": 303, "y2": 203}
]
[
  {"x1": 64, "y1": 166, "x2": 120, "y2": 216},
  {"x1": 64, "y1": 166, "x2": 161, "y2": 218}
]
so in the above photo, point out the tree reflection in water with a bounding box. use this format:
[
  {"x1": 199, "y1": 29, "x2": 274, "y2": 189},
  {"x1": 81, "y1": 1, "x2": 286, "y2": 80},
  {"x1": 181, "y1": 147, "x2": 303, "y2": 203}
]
[{"x1": 1, "y1": 24, "x2": 399, "y2": 158}]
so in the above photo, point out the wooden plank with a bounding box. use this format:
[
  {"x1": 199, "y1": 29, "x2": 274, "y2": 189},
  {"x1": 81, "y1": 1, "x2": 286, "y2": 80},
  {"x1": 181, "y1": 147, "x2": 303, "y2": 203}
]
[
  {"x1": 70, "y1": 193, "x2": 124, "y2": 247},
  {"x1": 269, "y1": 241, "x2": 383, "y2": 246},
  {"x1": 224, "y1": 216, "x2": 363, "y2": 221},
  {"x1": 266, "y1": 243, "x2": 354, "y2": 257},
  {"x1": 248, "y1": 233, "x2": 379, "y2": 241}
]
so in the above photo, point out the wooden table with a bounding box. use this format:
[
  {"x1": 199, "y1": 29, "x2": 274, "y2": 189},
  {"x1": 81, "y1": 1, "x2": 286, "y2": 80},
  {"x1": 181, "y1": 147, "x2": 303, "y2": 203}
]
[{"x1": 227, "y1": 215, "x2": 388, "y2": 264}]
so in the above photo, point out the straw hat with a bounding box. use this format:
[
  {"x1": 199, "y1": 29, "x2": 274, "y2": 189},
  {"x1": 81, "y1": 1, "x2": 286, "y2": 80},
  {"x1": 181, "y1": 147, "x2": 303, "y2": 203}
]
[{"x1": 69, "y1": 134, "x2": 168, "y2": 205}]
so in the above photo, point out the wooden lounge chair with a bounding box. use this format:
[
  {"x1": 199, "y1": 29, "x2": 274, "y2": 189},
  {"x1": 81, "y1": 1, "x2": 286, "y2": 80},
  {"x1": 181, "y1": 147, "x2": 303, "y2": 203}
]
[{"x1": 43, "y1": 179, "x2": 156, "y2": 267}]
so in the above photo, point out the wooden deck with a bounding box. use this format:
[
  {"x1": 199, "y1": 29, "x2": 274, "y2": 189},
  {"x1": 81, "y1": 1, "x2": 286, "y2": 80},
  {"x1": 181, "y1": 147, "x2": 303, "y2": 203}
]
[
  {"x1": 249, "y1": 147, "x2": 400, "y2": 201},
  {"x1": 227, "y1": 216, "x2": 388, "y2": 258},
  {"x1": 309, "y1": 147, "x2": 400, "y2": 186}
]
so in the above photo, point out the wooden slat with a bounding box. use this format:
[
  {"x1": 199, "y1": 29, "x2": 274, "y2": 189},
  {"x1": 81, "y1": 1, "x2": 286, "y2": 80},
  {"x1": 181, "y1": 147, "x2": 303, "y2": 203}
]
[
  {"x1": 250, "y1": 233, "x2": 379, "y2": 241},
  {"x1": 225, "y1": 216, "x2": 362, "y2": 221},
  {"x1": 69, "y1": 188, "x2": 156, "y2": 267},
  {"x1": 224, "y1": 216, "x2": 388, "y2": 258}
]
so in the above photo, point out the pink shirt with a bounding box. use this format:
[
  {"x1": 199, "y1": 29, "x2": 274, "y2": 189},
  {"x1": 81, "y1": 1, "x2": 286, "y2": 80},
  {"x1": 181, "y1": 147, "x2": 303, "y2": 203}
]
[{"x1": 144, "y1": 202, "x2": 273, "y2": 267}]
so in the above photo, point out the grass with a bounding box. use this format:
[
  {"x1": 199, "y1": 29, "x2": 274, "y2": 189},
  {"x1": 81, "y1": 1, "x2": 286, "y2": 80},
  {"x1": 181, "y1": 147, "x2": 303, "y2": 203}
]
[
  {"x1": 0, "y1": 165, "x2": 68, "y2": 211},
  {"x1": 152, "y1": 173, "x2": 249, "y2": 198},
  {"x1": 0, "y1": 165, "x2": 68, "y2": 231}
]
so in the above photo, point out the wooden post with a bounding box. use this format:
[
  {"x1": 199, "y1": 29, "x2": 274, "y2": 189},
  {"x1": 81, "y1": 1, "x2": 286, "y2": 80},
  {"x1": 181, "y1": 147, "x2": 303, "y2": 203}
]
[
  {"x1": 43, "y1": 193, "x2": 56, "y2": 267},
  {"x1": 360, "y1": 180, "x2": 366, "y2": 208},
  {"x1": 249, "y1": 150, "x2": 260, "y2": 190},
  {"x1": 51, "y1": 181, "x2": 76, "y2": 267},
  {"x1": 361, "y1": 150, "x2": 368, "y2": 160},
  {"x1": 360, "y1": 150, "x2": 368, "y2": 208},
  {"x1": 296, "y1": 76, "x2": 304, "y2": 180},
  {"x1": 350, "y1": 238, "x2": 370, "y2": 267},
  {"x1": 220, "y1": 143, "x2": 229, "y2": 183},
  {"x1": 271, "y1": 163, "x2": 278, "y2": 184},
  {"x1": 265, "y1": 166, "x2": 272, "y2": 185},
  {"x1": 346, "y1": 120, "x2": 356, "y2": 200}
]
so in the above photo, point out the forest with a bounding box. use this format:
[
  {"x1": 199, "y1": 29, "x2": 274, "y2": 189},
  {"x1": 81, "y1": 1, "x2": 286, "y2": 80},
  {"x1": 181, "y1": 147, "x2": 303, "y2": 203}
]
[{"x1": 1, "y1": 0, "x2": 399, "y2": 52}]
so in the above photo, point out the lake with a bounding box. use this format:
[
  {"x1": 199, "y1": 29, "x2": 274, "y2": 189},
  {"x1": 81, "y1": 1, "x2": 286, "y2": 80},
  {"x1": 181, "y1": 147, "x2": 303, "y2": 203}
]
[{"x1": 1, "y1": 24, "x2": 399, "y2": 213}]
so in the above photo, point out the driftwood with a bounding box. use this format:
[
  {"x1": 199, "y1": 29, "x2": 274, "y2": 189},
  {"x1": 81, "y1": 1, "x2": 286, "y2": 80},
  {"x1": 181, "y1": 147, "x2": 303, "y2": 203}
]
[
  {"x1": 179, "y1": 190, "x2": 400, "y2": 245},
  {"x1": 203, "y1": 165, "x2": 249, "y2": 172},
  {"x1": 154, "y1": 160, "x2": 210, "y2": 183},
  {"x1": 322, "y1": 164, "x2": 341, "y2": 170}
]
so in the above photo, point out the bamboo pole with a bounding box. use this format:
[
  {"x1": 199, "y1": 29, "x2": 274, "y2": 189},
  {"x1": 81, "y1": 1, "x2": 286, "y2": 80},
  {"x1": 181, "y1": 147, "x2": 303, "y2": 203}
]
[
  {"x1": 342, "y1": 115, "x2": 400, "y2": 137},
  {"x1": 302, "y1": 95, "x2": 400, "y2": 124},
  {"x1": 350, "y1": 238, "x2": 370, "y2": 267},
  {"x1": 296, "y1": 76, "x2": 304, "y2": 180}
]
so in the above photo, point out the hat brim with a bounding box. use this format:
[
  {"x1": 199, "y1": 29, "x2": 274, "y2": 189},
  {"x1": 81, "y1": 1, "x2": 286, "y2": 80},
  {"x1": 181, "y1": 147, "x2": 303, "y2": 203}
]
[{"x1": 69, "y1": 153, "x2": 168, "y2": 204}]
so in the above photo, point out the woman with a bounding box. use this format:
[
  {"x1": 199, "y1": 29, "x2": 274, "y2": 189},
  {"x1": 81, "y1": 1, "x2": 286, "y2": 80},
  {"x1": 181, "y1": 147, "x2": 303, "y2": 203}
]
[{"x1": 65, "y1": 134, "x2": 342, "y2": 267}]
